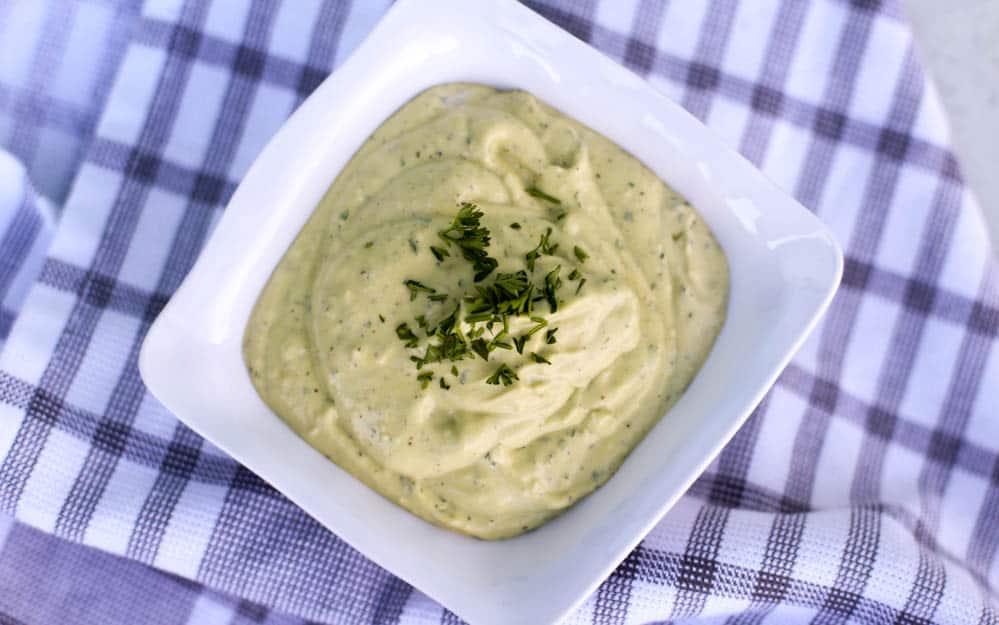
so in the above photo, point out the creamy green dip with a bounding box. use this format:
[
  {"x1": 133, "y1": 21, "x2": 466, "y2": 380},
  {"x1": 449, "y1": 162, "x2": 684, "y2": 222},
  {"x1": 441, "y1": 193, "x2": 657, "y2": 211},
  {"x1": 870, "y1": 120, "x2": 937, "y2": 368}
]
[{"x1": 243, "y1": 83, "x2": 728, "y2": 539}]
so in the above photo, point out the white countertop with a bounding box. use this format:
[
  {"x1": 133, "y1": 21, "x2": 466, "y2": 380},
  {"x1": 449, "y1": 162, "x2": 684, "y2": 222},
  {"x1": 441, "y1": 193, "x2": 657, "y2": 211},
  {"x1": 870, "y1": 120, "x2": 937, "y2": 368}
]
[{"x1": 903, "y1": 0, "x2": 999, "y2": 256}]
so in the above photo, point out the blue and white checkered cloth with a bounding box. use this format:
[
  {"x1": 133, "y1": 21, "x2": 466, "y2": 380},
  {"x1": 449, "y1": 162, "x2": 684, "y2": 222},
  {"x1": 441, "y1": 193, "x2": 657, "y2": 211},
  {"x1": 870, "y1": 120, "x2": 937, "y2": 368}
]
[
  {"x1": 0, "y1": 1, "x2": 997, "y2": 624},
  {"x1": 0, "y1": 151, "x2": 53, "y2": 352}
]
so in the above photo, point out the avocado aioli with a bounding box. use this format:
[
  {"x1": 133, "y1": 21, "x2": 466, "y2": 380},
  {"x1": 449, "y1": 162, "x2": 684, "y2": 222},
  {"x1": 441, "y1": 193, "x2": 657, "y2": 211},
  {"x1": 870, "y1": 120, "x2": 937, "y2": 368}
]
[{"x1": 243, "y1": 83, "x2": 729, "y2": 539}]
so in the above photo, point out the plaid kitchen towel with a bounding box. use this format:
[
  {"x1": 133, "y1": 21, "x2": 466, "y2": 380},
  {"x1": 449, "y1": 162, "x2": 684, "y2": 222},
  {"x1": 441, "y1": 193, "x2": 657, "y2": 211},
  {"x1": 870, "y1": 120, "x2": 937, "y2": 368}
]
[
  {"x1": 0, "y1": 513, "x2": 318, "y2": 625},
  {"x1": 0, "y1": 150, "x2": 54, "y2": 352},
  {"x1": 0, "y1": 0, "x2": 997, "y2": 624},
  {"x1": 0, "y1": 0, "x2": 141, "y2": 205}
]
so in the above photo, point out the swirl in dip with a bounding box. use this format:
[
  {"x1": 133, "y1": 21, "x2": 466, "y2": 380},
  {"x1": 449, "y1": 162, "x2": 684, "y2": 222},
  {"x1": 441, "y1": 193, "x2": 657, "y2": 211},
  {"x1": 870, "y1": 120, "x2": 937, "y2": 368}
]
[{"x1": 243, "y1": 83, "x2": 728, "y2": 539}]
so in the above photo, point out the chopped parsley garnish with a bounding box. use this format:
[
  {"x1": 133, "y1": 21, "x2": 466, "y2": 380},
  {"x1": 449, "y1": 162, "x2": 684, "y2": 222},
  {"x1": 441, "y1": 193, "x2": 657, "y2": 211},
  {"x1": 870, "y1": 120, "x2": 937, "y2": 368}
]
[
  {"x1": 470, "y1": 338, "x2": 490, "y2": 360},
  {"x1": 404, "y1": 279, "x2": 436, "y2": 301},
  {"x1": 439, "y1": 332, "x2": 469, "y2": 360},
  {"x1": 465, "y1": 270, "x2": 535, "y2": 320},
  {"x1": 436, "y1": 306, "x2": 459, "y2": 335},
  {"x1": 543, "y1": 265, "x2": 562, "y2": 313},
  {"x1": 490, "y1": 334, "x2": 512, "y2": 350},
  {"x1": 485, "y1": 364, "x2": 519, "y2": 386},
  {"x1": 525, "y1": 227, "x2": 558, "y2": 271},
  {"x1": 417, "y1": 370, "x2": 434, "y2": 388},
  {"x1": 526, "y1": 317, "x2": 548, "y2": 337},
  {"x1": 575, "y1": 278, "x2": 586, "y2": 295},
  {"x1": 437, "y1": 202, "x2": 498, "y2": 282},
  {"x1": 395, "y1": 323, "x2": 419, "y2": 348},
  {"x1": 525, "y1": 186, "x2": 561, "y2": 204},
  {"x1": 365, "y1": 241, "x2": 374, "y2": 248},
  {"x1": 430, "y1": 245, "x2": 450, "y2": 262},
  {"x1": 396, "y1": 203, "x2": 586, "y2": 388},
  {"x1": 512, "y1": 335, "x2": 528, "y2": 354},
  {"x1": 531, "y1": 352, "x2": 552, "y2": 365}
]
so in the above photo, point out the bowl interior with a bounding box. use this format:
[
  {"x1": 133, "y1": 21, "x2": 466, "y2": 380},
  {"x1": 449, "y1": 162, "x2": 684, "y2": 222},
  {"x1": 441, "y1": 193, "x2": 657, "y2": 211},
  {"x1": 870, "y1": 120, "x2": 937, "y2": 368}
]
[{"x1": 139, "y1": 1, "x2": 842, "y2": 624}]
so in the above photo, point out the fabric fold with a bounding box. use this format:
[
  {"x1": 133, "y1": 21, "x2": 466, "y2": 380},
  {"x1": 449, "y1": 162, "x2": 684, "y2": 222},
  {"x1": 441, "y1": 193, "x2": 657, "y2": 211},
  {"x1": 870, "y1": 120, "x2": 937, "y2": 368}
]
[{"x1": 0, "y1": 150, "x2": 55, "y2": 350}]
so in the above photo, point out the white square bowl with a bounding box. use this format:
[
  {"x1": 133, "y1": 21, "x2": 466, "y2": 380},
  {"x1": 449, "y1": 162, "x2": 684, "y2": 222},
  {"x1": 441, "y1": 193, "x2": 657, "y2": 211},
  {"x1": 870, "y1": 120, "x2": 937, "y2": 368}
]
[{"x1": 139, "y1": 1, "x2": 842, "y2": 623}]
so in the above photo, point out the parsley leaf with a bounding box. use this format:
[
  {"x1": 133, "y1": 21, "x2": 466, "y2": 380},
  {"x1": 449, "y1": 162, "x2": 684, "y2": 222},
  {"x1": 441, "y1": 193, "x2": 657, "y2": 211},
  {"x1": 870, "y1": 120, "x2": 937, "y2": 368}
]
[
  {"x1": 395, "y1": 323, "x2": 420, "y2": 348},
  {"x1": 404, "y1": 279, "x2": 436, "y2": 301},
  {"x1": 485, "y1": 364, "x2": 519, "y2": 386},
  {"x1": 526, "y1": 227, "x2": 558, "y2": 271},
  {"x1": 545, "y1": 327, "x2": 558, "y2": 344},
  {"x1": 543, "y1": 265, "x2": 562, "y2": 313},
  {"x1": 417, "y1": 370, "x2": 434, "y2": 388},
  {"x1": 437, "y1": 202, "x2": 498, "y2": 282},
  {"x1": 525, "y1": 186, "x2": 561, "y2": 204}
]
